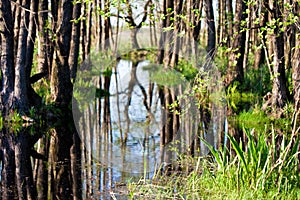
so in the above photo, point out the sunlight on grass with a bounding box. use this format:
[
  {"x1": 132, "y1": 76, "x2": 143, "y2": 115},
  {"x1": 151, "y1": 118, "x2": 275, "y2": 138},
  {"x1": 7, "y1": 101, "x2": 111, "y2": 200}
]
[{"x1": 127, "y1": 126, "x2": 300, "y2": 199}]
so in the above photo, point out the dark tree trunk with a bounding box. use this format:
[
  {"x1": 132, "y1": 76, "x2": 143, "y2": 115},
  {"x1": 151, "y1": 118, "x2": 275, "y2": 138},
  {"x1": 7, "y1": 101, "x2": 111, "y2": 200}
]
[
  {"x1": 1, "y1": 130, "x2": 16, "y2": 199},
  {"x1": 70, "y1": 131, "x2": 82, "y2": 200},
  {"x1": 218, "y1": 0, "x2": 227, "y2": 44},
  {"x1": 205, "y1": 0, "x2": 216, "y2": 59},
  {"x1": 35, "y1": 137, "x2": 49, "y2": 200},
  {"x1": 226, "y1": 0, "x2": 234, "y2": 47},
  {"x1": 70, "y1": 1, "x2": 82, "y2": 80},
  {"x1": 38, "y1": 0, "x2": 50, "y2": 75},
  {"x1": 225, "y1": 0, "x2": 246, "y2": 86},
  {"x1": 81, "y1": 2, "x2": 87, "y2": 61},
  {"x1": 14, "y1": 0, "x2": 31, "y2": 112},
  {"x1": 292, "y1": 4, "x2": 300, "y2": 113},
  {"x1": 103, "y1": 0, "x2": 111, "y2": 49},
  {"x1": 0, "y1": 0, "x2": 15, "y2": 114},
  {"x1": 266, "y1": 0, "x2": 288, "y2": 109},
  {"x1": 50, "y1": 127, "x2": 73, "y2": 199},
  {"x1": 15, "y1": 129, "x2": 37, "y2": 199},
  {"x1": 26, "y1": 0, "x2": 41, "y2": 107},
  {"x1": 50, "y1": 0, "x2": 73, "y2": 106},
  {"x1": 253, "y1": 7, "x2": 268, "y2": 70}
]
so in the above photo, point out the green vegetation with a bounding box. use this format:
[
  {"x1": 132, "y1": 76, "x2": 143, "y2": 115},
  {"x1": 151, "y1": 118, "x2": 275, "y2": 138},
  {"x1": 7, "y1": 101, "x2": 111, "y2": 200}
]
[
  {"x1": 126, "y1": 42, "x2": 299, "y2": 199},
  {"x1": 127, "y1": 126, "x2": 300, "y2": 199}
]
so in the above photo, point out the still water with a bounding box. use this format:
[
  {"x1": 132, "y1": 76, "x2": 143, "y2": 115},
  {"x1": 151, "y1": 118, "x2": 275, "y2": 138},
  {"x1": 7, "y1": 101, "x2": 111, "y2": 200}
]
[{"x1": 0, "y1": 58, "x2": 226, "y2": 199}]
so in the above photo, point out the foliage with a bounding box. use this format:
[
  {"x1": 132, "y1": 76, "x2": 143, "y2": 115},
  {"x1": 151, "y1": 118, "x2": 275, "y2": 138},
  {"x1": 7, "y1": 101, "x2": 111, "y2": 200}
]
[
  {"x1": 175, "y1": 60, "x2": 198, "y2": 81},
  {"x1": 127, "y1": 127, "x2": 300, "y2": 199},
  {"x1": 32, "y1": 79, "x2": 52, "y2": 104},
  {"x1": 226, "y1": 81, "x2": 258, "y2": 112},
  {"x1": 148, "y1": 64, "x2": 185, "y2": 87},
  {"x1": 0, "y1": 116, "x2": 3, "y2": 129},
  {"x1": 242, "y1": 65, "x2": 272, "y2": 96}
]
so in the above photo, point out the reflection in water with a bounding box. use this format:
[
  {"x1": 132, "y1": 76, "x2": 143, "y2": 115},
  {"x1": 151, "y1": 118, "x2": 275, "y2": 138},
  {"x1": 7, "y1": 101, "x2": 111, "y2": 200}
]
[
  {"x1": 0, "y1": 58, "x2": 226, "y2": 199},
  {"x1": 0, "y1": 118, "x2": 82, "y2": 200},
  {"x1": 72, "y1": 57, "x2": 226, "y2": 198}
]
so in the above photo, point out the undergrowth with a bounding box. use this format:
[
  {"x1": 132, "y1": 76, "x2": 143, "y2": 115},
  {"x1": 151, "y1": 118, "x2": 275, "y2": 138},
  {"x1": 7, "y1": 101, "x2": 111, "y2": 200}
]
[{"x1": 127, "y1": 127, "x2": 300, "y2": 199}]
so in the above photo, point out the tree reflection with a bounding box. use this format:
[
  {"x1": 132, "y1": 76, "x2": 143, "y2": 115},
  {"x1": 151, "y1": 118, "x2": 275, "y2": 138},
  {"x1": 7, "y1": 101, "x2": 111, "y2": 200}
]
[{"x1": 0, "y1": 117, "x2": 82, "y2": 200}]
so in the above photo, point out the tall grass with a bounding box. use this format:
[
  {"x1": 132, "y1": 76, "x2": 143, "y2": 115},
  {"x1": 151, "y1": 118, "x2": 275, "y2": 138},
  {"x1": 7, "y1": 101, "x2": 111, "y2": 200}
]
[{"x1": 127, "y1": 127, "x2": 300, "y2": 199}]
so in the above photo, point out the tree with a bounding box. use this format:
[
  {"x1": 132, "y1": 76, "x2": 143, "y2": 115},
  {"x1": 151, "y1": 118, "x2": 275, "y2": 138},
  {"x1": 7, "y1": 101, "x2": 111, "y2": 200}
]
[
  {"x1": 205, "y1": 0, "x2": 216, "y2": 59},
  {"x1": 264, "y1": 0, "x2": 289, "y2": 109},
  {"x1": 225, "y1": 0, "x2": 246, "y2": 86},
  {"x1": 0, "y1": 0, "x2": 15, "y2": 115},
  {"x1": 292, "y1": 3, "x2": 300, "y2": 114},
  {"x1": 114, "y1": 0, "x2": 151, "y2": 49},
  {"x1": 50, "y1": 0, "x2": 73, "y2": 106}
]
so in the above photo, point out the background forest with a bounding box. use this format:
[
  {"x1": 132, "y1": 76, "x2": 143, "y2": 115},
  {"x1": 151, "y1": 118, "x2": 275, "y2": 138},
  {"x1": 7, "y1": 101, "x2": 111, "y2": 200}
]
[
  {"x1": 0, "y1": 0, "x2": 299, "y2": 113},
  {"x1": 0, "y1": 0, "x2": 300, "y2": 199}
]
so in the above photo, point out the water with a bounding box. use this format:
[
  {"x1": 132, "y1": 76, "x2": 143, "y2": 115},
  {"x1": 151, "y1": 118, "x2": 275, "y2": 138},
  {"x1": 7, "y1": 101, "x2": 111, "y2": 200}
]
[{"x1": 0, "y1": 58, "x2": 226, "y2": 199}]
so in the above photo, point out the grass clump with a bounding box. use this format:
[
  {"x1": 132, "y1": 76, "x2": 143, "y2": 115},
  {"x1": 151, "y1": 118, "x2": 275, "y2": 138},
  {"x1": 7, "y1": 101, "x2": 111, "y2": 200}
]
[{"x1": 127, "y1": 127, "x2": 300, "y2": 199}]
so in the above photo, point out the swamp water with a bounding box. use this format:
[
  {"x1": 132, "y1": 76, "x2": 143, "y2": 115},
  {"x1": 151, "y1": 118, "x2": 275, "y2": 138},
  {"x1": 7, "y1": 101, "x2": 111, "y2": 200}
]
[{"x1": 0, "y1": 58, "x2": 226, "y2": 199}]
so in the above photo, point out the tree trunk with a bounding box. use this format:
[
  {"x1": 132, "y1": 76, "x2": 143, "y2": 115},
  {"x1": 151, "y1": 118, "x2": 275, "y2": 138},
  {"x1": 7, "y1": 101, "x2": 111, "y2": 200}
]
[
  {"x1": 225, "y1": 0, "x2": 246, "y2": 86},
  {"x1": 35, "y1": 137, "x2": 49, "y2": 200},
  {"x1": 253, "y1": 7, "x2": 268, "y2": 70},
  {"x1": 1, "y1": 130, "x2": 16, "y2": 199},
  {"x1": 70, "y1": 131, "x2": 82, "y2": 200},
  {"x1": 130, "y1": 28, "x2": 140, "y2": 49},
  {"x1": 226, "y1": 0, "x2": 234, "y2": 46},
  {"x1": 38, "y1": 0, "x2": 50, "y2": 75},
  {"x1": 50, "y1": 0, "x2": 73, "y2": 106},
  {"x1": 205, "y1": 0, "x2": 216, "y2": 59},
  {"x1": 15, "y1": 129, "x2": 37, "y2": 199},
  {"x1": 69, "y1": 1, "x2": 82, "y2": 80},
  {"x1": 103, "y1": 0, "x2": 111, "y2": 49},
  {"x1": 14, "y1": 0, "x2": 31, "y2": 112},
  {"x1": 0, "y1": 0, "x2": 15, "y2": 114},
  {"x1": 292, "y1": 5, "x2": 300, "y2": 112},
  {"x1": 218, "y1": 0, "x2": 227, "y2": 44},
  {"x1": 266, "y1": 0, "x2": 289, "y2": 109}
]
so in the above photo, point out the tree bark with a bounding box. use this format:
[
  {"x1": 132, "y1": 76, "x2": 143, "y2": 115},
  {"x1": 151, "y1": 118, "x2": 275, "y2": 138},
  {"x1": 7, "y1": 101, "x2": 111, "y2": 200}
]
[
  {"x1": 0, "y1": 0, "x2": 15, "y2": 114},
  {"x1": 38, "y1": 0, "x2": 51, "y2": 75},
  {"x1": 50, "y1": 0, "x2": 73, "y2": 106},
  {"x1": 225, "y1": 0, "x2": 246, "y2": 86},
  {"x1": 205, "y1": 0, "x2": 216, "y2": 59},
  {"x1": 1, "y1": 130, "x2": 16, "y2": 199},
  {"x1": 292, "y1": 4, "x2": 300, "y2": 112},
  {"x1": 266, "y1": 0, "x2": 289, "y2": 109},
  {"x1": 253, "y1": 7, "x2": 268, "y2": 70},
  {"x1": 69, "y1": 1, "x2": 82, "y2": 80},
  {"x1": 226, "y1": 0, "x2": 234, "y2": 46}
]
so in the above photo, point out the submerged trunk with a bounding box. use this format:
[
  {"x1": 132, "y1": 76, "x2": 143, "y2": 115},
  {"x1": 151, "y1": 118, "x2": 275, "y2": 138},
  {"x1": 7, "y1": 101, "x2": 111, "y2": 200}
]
[{"x1": 1, "y1": 130, "x2": 16, "y2": 199}]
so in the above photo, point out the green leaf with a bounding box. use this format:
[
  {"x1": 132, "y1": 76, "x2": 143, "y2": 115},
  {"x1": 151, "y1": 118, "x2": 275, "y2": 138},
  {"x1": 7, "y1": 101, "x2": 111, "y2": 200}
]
[{"x1": 227, "y1": 134, "x2": 249, "y2": 174}]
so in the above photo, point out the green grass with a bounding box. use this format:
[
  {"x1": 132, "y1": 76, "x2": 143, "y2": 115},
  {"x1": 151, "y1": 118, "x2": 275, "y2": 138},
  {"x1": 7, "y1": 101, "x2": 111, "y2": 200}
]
[{"x1": 127, "y1": 127, "x2": 300, "y2": 199}]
